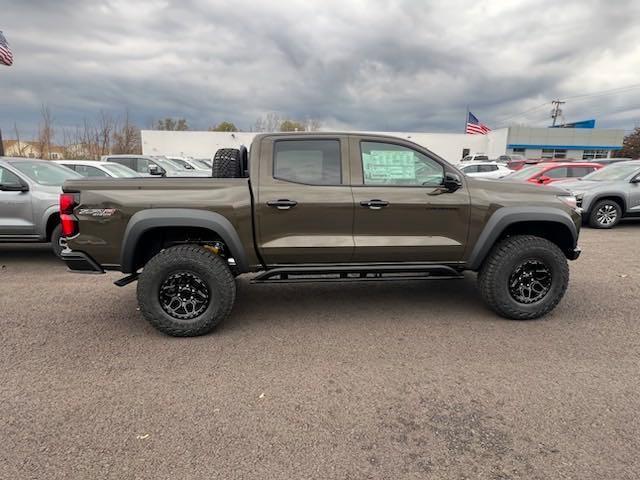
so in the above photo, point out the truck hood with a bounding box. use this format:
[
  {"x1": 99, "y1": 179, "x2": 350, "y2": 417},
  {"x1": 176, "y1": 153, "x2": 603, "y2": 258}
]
[{"x1": 554, "y1": 179, "x2": 611, "y2": 193}]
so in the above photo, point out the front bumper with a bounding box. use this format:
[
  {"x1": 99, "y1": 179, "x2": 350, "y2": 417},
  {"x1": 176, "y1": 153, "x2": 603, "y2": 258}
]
[{"x1": 61, "y1": 249, "x2": 105, "y2": 273}]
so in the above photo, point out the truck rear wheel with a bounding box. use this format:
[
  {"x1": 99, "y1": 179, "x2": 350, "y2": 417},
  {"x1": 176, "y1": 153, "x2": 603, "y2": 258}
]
[
  {"x1": 477, "y1": 235, "x2": 569, "y2": 320},
  {"x1": 212, "y1": 148, "x2": 242, "y2": 178},
  {"x1": 137, "y1": 245, "x2": 236, "y2": 336}
]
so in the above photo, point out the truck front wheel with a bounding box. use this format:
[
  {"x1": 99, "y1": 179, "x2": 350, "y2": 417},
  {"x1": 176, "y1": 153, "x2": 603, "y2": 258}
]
[
  {"x1": 477, "y1": 235, "x2": 569, "y2": 320},
  {"x1": 137, "y1": 245, "x2": 236, "y2": 336}
]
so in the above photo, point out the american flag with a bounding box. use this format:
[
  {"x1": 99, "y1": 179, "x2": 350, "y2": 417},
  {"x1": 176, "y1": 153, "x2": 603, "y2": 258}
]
[
  {"x1": 465, "y1": 111, "x2": 491, "y2": 135},
  {"x1": 0, "y1": 31, "x2": 13, "y2": 66}
]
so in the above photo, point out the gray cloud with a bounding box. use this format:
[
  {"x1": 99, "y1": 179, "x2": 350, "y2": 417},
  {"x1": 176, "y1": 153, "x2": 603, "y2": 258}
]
[{"x1": 1, "y1": 0, "x2": 640, "y2": 139}]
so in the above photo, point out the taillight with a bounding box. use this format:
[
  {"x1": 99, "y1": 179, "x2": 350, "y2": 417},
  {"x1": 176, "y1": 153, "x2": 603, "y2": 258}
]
[{"x1": 60, "y1": 193, "x2": 79, "y2": 237}]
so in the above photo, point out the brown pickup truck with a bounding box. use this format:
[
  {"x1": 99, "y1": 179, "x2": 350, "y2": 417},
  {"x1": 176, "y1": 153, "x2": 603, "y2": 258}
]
[{"x1": 61, "y1": 133, "x2": 582, "y2": 336}]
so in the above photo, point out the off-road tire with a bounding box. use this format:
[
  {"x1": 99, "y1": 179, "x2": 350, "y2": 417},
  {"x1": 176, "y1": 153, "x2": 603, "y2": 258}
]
[
  {"x1": 588, "y1": 199, "x2": 621, "y2": 229},
  {"x1": 50, "y1": 224, "x2": 64, "y2": 258},
  {"x1": 137, "y1": 245, "x2": 236, "y2": 336},
  {"x1": 212, "y1": 148, "x2": 242, "y2": 178},
  {"x1": 478, "y1": 235, "x2": 569, "y2": 320}
]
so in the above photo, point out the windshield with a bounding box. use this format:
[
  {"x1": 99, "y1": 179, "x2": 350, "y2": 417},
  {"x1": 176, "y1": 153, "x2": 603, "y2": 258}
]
[
  {"x1": 152, "y1": 158, "x2": 182, "y2": 172},
  {"x1": 102, "y1": 163, "x2": 138, "y2": 178},
  {"x1": 8, "y1": 160, "x2": 82, "y2": 186},
  {"x1": 167, "y1": 157, "x2": 194, "y2": 169},
  {"x1": 193, "y1": 159, "x2": 211, "y2": 169},
  {"x1": 504, "y1": 165, "x2": 544, "y2": 180},
  {"x1": 581, "y1": 163, "x2": 640, "y2": 181}
]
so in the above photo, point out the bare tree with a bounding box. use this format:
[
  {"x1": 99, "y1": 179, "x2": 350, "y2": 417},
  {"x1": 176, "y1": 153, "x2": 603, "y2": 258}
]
[
  {"x1": 154, "y1": 117, "x2": 189, "y2": 131},
  {"x1": 37, "y1": 105, "x2": 54, "y2": 159},
  {"x1": 97, "y1": 111, "x2": 114, "y2": 157},
  {"x1": 13, "y1": 123, "x2": 29, "y2": 157},
  {"x1": 253, "y1": 112, "x2": 283, "y2": 132},
  {"x1": 112, "y1": 111, "x2": 141, "y2": 154}
]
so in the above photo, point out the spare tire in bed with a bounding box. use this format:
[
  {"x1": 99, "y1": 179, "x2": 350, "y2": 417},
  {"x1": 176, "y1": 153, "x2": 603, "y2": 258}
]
[{"x1": 211, "y1": 148, "x2": 242, "y2": 178}]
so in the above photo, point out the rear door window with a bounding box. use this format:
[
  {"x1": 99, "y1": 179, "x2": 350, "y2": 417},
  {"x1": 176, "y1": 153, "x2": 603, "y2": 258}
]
[
  {"x1": 478, "y1": 165, "x2": 498, "y2": 172},
  {"x1": 274, "y1": 140, "x2": 341, "y2": 185}
]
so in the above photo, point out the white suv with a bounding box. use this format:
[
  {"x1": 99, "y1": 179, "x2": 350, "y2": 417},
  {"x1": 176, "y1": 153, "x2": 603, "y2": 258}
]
[{"x1": 458, "y1": 161, "x2": 512, "y2": 179}]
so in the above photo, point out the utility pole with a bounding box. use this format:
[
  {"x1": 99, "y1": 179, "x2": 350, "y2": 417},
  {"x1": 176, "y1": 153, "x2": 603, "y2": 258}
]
[{"x1": 551, "y1": 99, "x2": 566, "y2": 127}]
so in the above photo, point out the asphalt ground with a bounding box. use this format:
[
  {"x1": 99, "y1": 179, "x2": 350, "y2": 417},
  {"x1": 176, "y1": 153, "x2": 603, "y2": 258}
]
[{"x1": 1, "y1": 224, "x2": 639, "y2": 479}]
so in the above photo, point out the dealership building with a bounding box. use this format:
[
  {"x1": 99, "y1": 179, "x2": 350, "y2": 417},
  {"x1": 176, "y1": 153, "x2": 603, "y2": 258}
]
[{"x1": 142, "y1": 125, "x2": 625, "y2": 163}]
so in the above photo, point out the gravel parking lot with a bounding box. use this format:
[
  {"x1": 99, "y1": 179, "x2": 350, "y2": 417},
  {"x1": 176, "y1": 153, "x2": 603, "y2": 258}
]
[{"x1": 1, "y1": 225, "x2": 639, "y2": 480}]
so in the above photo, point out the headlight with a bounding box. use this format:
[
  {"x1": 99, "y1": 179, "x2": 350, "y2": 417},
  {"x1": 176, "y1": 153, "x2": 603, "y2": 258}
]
[{"x1": 557, "y1": 195, "x2": 577, "y2": 209}]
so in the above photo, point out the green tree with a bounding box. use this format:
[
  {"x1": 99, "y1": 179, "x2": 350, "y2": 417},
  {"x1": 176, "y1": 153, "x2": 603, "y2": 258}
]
[
  {"x1": 280, "y1": 120, "x2": 306, "y2": 132},
  {"x1": 209, "y1": 121, "x2": 238, "y2": 132},
  {"x1": 155, "y1": 118, "x2": 189, "y2": 131},
  {"x1": 618, "y1": 127, "x2": 640, "y2": 159}
]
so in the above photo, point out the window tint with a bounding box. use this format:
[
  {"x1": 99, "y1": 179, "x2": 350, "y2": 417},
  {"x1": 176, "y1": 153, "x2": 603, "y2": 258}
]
[
  {"x1": 361, "y1": 141, "x2": 444, "y2": 186},
  {"x1": 544, "y1": 167, "x2": 568, "y2": 178},
  {"x1": 274, "y1": 140, "x2": 341, "y2": 185},
  {"x1": 0, "y1": 166, "x2": 22, "y2": 185},
  {"x1": 461, "y1": 165, "x2": 479, "y2": 173},
  {"x1": 478, "y1": 165, "x2": 498, "y2": 172},
  {"x1": 76, "y1": 165, "x2": 109, "y2": 177}
]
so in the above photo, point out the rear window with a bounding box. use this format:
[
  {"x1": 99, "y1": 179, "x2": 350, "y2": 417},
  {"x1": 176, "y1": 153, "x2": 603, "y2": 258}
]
[
  {"x1": 544, "y1": 167, "x2": 568, "y2": 178},
  {"x1": 274, "y1": 140, "x2": 341, "y2": 185}
]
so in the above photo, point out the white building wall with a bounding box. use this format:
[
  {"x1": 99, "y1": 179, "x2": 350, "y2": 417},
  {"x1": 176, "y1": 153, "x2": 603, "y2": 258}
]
[{"x1": 141, "y1": 130, "x2": 494, "y2": 163}]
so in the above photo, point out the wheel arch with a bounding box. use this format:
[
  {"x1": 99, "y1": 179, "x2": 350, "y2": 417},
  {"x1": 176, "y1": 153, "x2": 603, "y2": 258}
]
[
  {"x1": 121, "y1": 209, "x2": 249, "y2": 274},
  {"x1": 466, "y1": 207, "x2": 579, "y2": 271},
  {"x1": 587, "y1": 194, "x2": 626, "y2": 215},
  {"x1": 44, "y1": 208, "x2": 60, "y2": 241}
]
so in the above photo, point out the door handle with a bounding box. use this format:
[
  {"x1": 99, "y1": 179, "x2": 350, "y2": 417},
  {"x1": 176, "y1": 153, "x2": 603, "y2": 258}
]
[
  {"x1": 267, "y1": 199, "x2": 298, "y2": 210},
  {"x1": 360, "y1": 199, "x2": 389, "y2": 210}
]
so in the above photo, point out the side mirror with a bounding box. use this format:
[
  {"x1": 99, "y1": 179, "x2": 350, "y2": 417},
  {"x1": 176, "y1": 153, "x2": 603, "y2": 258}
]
[
  {"x1": 148, "y1": 165, "x2": 165, "y2": 176},
  {"x1": 538, "y1": 175, "x2": 551, "y2": 184},
  {"x1": 0, "y1": 183, "x2": 29, "y2": 192},
  {"x1": 443, "y1": 172, "x2": 463, "y2": 192}
]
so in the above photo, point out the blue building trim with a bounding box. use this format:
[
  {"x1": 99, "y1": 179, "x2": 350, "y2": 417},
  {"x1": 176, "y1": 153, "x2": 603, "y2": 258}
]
[{"x1": 507, "y1": 144, "x2": 622, "y2": 150}]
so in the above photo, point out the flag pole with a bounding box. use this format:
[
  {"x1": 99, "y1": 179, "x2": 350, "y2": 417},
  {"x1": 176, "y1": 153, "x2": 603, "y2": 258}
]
[{"x1": 464, "y1": 105, "x2": 469, "y2": 134}]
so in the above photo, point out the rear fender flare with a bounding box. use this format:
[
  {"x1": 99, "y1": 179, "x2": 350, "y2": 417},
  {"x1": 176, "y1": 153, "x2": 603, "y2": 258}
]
[
  {"x1": 120, "y1": 208, "x2": 248, "y2": 273},
  {"x1": 466, "y1": 206, "x2": 578, "y2": 270}
]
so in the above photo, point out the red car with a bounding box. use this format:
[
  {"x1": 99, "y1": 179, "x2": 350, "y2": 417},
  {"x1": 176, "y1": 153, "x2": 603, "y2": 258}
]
[{"x1": 503, "y1": 162, "x2": 602, "y2": 185}]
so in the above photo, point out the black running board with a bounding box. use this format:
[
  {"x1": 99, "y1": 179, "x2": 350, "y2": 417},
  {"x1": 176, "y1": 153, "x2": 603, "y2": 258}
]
[{"x1": 251, "y1": 264, "x2": 464, "y2": 284}]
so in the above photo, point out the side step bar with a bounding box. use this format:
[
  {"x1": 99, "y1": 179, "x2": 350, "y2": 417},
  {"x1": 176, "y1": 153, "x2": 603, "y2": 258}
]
[{"x1": 251, "y1": 264, "x2": 464, "y2": 284}]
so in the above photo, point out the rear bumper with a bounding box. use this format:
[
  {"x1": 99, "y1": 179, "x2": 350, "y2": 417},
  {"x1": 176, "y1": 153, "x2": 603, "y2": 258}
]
[{"x1": 61, "y1": 249, "x2": 105, "y2": 273}]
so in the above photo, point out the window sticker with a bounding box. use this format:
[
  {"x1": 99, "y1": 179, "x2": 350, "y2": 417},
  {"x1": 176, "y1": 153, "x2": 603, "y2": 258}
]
[{"x1": 363, "y1": 150, "x2": 416, "y2": 181}]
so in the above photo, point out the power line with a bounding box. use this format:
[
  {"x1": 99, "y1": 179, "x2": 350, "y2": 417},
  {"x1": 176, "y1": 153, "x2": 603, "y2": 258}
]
[{"x1": 493, "y1": 83, "x2": 640, "y2": 126}]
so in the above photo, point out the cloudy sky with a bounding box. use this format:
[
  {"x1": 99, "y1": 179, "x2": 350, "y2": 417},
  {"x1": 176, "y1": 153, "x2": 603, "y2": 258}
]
[{"x1": 1, "y1": 0, "x2": 640, "y2": 139}]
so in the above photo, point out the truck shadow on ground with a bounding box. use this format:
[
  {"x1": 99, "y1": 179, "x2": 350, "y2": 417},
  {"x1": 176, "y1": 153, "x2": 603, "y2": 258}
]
[{"x1": 216, "y1": 274, "x2": 490, "y2": 334}]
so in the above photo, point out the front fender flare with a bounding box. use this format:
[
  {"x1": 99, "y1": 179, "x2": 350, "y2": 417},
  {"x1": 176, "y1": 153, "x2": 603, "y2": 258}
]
[
  {"x1": 120, "y1": 208, "x2": 249, "y2": 274},
  {"x1": 466, "y1": 206, "x2": 578, "y2": 271}
]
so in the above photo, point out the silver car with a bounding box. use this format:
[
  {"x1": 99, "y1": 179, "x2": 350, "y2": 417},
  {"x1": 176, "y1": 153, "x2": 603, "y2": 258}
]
[
  {"x1": 559, "y1": 160, "x2": 640, "y2": 228},
  {"x1": 102, "y1": 154, "x2": 210, "y2": 177},
  {"x1": 0, "y1": 157, "x2": 82, "y2": 256}
]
